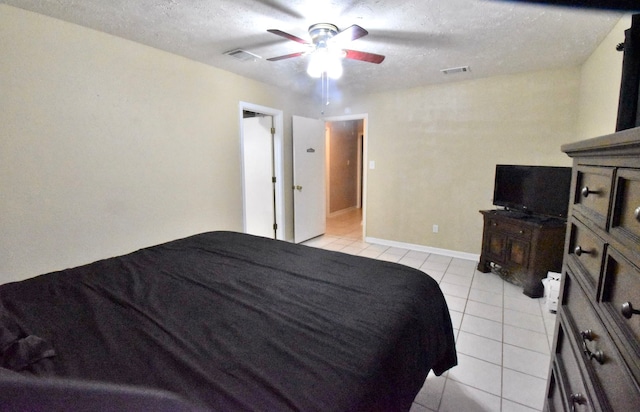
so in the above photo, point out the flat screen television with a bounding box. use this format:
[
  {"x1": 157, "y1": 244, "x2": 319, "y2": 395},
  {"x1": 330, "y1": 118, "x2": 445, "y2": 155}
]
[{"x1": 493, "y1": 165, "x2": 572, "y2": 219}]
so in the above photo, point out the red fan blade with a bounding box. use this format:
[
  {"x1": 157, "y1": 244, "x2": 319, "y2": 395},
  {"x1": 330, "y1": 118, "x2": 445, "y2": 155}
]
[
  {"x1": 267, "y1": 29, "x2": 309, "y2": 44},
  {"x1": 332, "y1": 24, "x2": 368, "y2": 43},
  {"x1": 344, "y1": 49, "x2": 385, "y2": 64},
  {"x1": 267, "y1": 52, "x2": 306, "y2": 61}
]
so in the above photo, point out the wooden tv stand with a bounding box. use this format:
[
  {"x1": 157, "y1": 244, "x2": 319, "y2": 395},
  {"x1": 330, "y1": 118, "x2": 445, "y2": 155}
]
[{"x1": 477, "y1": 210, "x2": 566, "y2": 298}]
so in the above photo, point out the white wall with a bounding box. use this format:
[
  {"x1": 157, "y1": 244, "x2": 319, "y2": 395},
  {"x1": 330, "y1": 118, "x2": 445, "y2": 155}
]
[
  {"x1": 578, "y1": 15, "x2": 631, "y2": 139},
  {"x1": 0, "y1": 5, "x2": 312, "y2": 282}
]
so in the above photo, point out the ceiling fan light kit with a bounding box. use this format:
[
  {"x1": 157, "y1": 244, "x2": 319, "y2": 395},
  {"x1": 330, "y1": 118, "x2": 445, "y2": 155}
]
[
  {"x1": 267, "y1": 23, "x2": 385, "y2": 79},
  {"x1": 307, "y1": 46, "x2": 344, "y2": 79}
]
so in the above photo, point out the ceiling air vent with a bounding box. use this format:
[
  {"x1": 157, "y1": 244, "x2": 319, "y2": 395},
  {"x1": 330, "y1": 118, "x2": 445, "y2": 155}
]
[
  {"x1": 440, "y1": 66, "x2": 470, "y2": 75},
  {"x1": 224, "y1": 49, "x2": 261, "y2": 62}
]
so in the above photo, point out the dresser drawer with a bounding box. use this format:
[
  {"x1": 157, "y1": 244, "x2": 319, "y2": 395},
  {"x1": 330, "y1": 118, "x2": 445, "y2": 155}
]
[
  {"x1": 562, "y1": 269, "x2": 640, "y2": 411},
  {"x1": 573, "y1": 166, "x2": 614, "y2": 230},
  {"x1": 486, "y1": 217, "x2": 532, "y2": 238},
  {"x1": 548, "y1": 321, "x2": 594, "y2": 412},
  {"x1": 610, "y1": 167, "x2": 640, "y2": 246},
  {"x1": 545, "y1": 368, "x2": 565, "y2": 412},
  {"x1": 601, "y1": 248, "x2": 640, "y2": 372},
  {"x1": 567, "y1": 219, "x2": 606, "y2": 294}
]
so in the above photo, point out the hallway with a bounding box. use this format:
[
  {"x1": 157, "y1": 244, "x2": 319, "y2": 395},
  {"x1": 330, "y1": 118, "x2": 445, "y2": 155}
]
[{"x1": 325, "y1": 208, "x2": 362, "y2": 240}]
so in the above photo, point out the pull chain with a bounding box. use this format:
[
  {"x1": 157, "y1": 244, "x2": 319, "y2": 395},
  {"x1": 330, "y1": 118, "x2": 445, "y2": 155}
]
[{"x1": 320, "y1": 72, "x2": 330, "y2": 114}]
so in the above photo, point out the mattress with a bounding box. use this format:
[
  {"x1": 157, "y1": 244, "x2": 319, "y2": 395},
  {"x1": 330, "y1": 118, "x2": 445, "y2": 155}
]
[{"x1": 0, "y1": 231, "x2": 456, "y2": 411}]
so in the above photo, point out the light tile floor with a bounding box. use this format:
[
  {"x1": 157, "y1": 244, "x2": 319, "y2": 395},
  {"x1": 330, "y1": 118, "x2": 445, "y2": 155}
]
[{"x1": 303, "y1": 209, "x2": 556, "y2": 412}]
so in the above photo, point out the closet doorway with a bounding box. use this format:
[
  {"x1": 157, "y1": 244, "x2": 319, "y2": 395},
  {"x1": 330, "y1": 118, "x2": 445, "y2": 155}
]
[{"x1": 239, "y1": 102, "x2": 285, "y2": 240}]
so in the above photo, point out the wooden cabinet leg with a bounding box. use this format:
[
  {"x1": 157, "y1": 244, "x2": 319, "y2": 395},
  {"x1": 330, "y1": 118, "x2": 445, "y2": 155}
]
[{"x1": 477, "y1": 258, "x2": 490, "y2": 273}]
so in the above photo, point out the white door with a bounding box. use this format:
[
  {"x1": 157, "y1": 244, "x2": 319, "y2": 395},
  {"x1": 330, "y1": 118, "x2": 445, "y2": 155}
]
[
  {"x1": 240, "y1": 102, "x2": 285, "y2": 240},
  {"x1": 293, "y1": 115, "x2": 326, "y2": 243},
  {"x1": 242, "y1": 115, "x2": 275, "y2": 238}
]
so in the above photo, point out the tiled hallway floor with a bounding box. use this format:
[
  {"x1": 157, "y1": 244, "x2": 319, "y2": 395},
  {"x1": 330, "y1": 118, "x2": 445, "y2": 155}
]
[{"x1": 303, "y1": 210, "x2": 556, "y2": 412}]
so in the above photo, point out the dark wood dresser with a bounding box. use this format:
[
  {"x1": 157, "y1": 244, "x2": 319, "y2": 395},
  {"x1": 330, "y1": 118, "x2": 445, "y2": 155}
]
[
  {"x1": 477, "y1": 210, "x2": 566, "y2": 298},
  {"x1": 545, "y1": 127, "x2": 640, "y2": 411}
]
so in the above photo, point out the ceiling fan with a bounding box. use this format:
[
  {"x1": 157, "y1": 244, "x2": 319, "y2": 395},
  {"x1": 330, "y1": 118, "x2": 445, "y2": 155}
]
[{"x1": 266, "y1": 23, "x2": 385, "y2": 79}]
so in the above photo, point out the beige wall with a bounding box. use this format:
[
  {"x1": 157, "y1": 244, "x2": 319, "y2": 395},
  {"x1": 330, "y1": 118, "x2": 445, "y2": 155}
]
[
  {"x1": 0, "y1": 5, "x2": 312, "y2": 282},
  {"x1": 322, "y1": 15, "x2": 630, "y2": 257},
  {"x1": 578, "y1": 15, "x2": 631, "y2": 139},
  {"x1": 326, "y1": 68, "x2": 581, "y2": 255}
]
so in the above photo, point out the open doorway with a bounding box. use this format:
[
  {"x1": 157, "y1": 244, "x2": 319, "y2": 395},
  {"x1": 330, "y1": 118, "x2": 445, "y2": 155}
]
[
  {"x1": 324, "y1": 114, "x2": 368, "y2": 240},
  {"x1": 239, "y1": 102, "x2": 285, "y2": 240}
]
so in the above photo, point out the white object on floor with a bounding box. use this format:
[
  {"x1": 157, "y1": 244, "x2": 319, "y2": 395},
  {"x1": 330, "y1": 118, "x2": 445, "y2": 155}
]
[{"x1": 543, "y1": 271, "x2": 561, "y2": 312}]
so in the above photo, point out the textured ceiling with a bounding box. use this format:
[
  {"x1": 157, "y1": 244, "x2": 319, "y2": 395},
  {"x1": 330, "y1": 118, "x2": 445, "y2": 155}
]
[{"x1": 2, "y1": 0, "x2": 626, "y2": 96}]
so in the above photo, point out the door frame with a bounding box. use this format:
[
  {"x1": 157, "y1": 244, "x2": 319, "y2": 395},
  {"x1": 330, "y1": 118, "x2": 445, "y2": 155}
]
[
  {"x1": 323, "y1": 113, "x2": 369, "y2": 238},
  {"x1": 239, "y1": 102, "x2": 285, "y2": 240}
]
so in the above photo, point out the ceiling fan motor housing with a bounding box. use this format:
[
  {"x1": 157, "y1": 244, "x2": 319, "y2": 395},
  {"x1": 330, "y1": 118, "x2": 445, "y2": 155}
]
[{"x1": 308, "y1": 23, "x2": 339, "y2": 46}]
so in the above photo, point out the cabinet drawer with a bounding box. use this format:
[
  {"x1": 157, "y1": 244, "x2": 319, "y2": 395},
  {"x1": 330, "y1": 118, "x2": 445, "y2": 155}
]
[
  {"x1": 549, "y1": 321, "x2": 594, "y2": 412},
  {"x1": 486, "y1": 218, "x2": 532, "y2": 238},
  {"x1": 567, "y1": 219, "x2": 606, "y2": 294},
  {"x1": 562, "y1": 269, "x2": 640, "y2": 411},
  {"x1": 573, "y1": 166, "x2": 614, "y2": 230},
  {"x1": 610, "y1": 168, "x2": 640, "y2": 246},
  {"x1": 601, "y1": 249, "x2": 640, "y2": 369}
]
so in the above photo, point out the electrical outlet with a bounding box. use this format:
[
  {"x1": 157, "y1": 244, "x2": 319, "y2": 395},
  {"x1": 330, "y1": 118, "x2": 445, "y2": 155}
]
[{"x1": 432, "y1": 224, "x2": 439, "y2": 233}]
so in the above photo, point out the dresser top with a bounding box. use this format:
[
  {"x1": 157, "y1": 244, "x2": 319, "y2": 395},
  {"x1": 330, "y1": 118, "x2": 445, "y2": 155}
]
[{"x1": 562, "y1": 126, "x2": 640, "y2": 158}]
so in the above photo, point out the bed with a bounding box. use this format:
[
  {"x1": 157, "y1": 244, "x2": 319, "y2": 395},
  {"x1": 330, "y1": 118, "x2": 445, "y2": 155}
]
[{"x1": 0, "y1": 231, "x2": 456, "y2": 411}]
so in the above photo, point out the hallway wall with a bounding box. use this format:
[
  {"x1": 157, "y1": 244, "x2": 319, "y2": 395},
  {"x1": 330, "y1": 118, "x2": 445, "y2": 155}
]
[{"x1": 328, "y1": 120, "x2": 361, "y2": 214}]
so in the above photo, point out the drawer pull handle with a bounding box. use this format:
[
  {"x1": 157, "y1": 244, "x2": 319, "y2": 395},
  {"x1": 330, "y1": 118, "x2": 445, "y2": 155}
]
[
  {"x1": 581, "y1": 186, "x2": 600, "y2": 197},
  {"x1": 574, "y1": 246, "x2": 591, "y2": 256},
  {"x1": 570, "y1": 393, "x2": 586, "y2": 412},
  {"x1": 634, "y1": 206, "x2": 640, "y2": 222},
  {"x1": 580, "y1": 329, "x2": 605, "y2": 364},
  {"x1": 621, "y1": 301, "x2": 640, "y2": 319}
]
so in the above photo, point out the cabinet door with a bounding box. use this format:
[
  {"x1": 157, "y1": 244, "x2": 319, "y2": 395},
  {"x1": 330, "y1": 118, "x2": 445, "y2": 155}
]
[
  {"x1": 507, "y1": 238, "x2": 530, "y2": 267},
  {"x1": 485, "y1": 231, "x2": 507, "y2": 263}
]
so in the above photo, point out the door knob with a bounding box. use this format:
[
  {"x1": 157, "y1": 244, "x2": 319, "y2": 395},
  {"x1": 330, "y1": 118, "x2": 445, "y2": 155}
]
[{"x1": 293, "y1": 185, "x2": 303, "y2": 191}]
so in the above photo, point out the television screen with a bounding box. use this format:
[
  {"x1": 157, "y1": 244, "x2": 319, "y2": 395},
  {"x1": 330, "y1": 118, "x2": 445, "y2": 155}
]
[{"x1": 493, "y1": 165, "x2": 572, "y2": 218}]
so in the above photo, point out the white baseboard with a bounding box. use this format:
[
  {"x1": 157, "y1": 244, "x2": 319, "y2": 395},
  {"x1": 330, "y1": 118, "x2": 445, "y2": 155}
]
[{"x1": 364, "y1": 237, "x2": 480, "y2": 262}]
